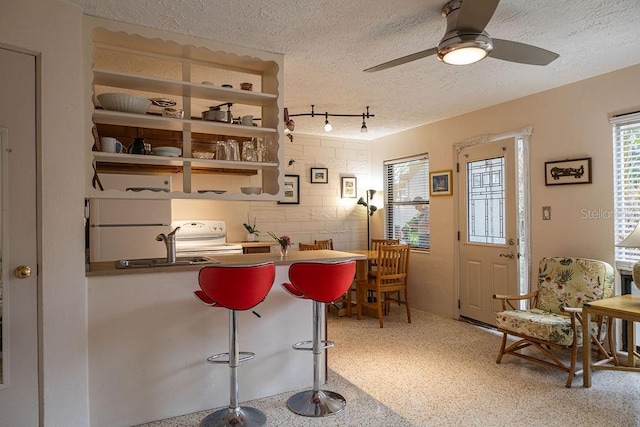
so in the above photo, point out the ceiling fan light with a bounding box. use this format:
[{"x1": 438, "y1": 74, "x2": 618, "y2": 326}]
[
  {"x1": 437, "y1": 32, "x2": 492, "y2": 65},
  {"x1": 441, "y1": 46, "x2": 487, "y2": 65}
]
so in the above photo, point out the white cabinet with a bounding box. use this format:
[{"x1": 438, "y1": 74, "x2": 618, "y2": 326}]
[{"x1": 83, "y1": 17, "x2": 284, "y2": 200}]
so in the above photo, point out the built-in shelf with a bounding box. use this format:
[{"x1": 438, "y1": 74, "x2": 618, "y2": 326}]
[
  {"x1": 93, "y1": 110, "x2": 277, "y2": 138},
  {"x1": 93, "y1": 151, "x2": 276, "y2": 170},
  {"x1": 84, "y1": 17, "x2": 284, "y2": 200},
  {"x1": 94, "y1": 69, "x2": 277, "y2": 107}
]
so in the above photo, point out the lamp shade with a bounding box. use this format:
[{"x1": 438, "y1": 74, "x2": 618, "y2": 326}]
[
  {"x1": 616, "y1": 222, "x2": 640, "y2": 247},
  {"x1": 616, "y1": 221, "x2": 640, "y2": 290}
]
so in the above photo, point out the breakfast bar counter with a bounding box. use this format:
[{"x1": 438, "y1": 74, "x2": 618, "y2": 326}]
[
  {"x1": 86, "y1": 249, "x2": 364, "y2": 276},
  {"x1": 86, "y1": 250, "x2": 364, "y2": 427}
]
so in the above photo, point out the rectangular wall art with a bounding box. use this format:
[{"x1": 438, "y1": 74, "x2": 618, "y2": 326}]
[{"x1": 544, "y1": 157, "x2": 592, "y2": 185}]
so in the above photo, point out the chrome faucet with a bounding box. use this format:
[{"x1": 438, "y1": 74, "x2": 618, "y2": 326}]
[{"x1": 156, "y1": 227, "x2": 181, "y2": 264}]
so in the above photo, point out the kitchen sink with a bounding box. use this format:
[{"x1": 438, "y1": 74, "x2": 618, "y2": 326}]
[{"x1": 115, "y1": 256, "x2": 219, "y2": 269}]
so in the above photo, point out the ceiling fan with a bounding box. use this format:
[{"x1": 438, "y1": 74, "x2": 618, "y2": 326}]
[{"x1": 364, "y1": 0, "x2": 559, "y2": 72}]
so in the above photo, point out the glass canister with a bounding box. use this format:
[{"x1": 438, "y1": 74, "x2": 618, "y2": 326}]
[
  {"x1": 226, "y1": 139, "x2": 240, "y2": 161},
  {"x1": 215, "y1": 140, "x2": 227, "y2": 160},
  {"x1": 242, "y1": 139, "x2": 257, "y2": 162}
]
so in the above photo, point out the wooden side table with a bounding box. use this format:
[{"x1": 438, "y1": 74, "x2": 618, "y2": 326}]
[{"x1": 583, "y1": 294, "x2": 640, "y2": 387}]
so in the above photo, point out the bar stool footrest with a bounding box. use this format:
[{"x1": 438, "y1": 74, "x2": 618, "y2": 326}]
[
  {"x1": 292, "y1": 340, "x2": 335, "y2": 351},
  {"x1": 200, "y1": 405, "x2": 266, "y2": 426},
  {"x1": 207, "y1": 351, "x2": 256, "y2": 364},
  {"x1": 286, "y1": 389, "x2": 346, "y2": 417}
]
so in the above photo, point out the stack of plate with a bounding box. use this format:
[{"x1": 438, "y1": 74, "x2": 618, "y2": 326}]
[{"x1": 153, "y1": 146, "x2": 182, "y2": 157}]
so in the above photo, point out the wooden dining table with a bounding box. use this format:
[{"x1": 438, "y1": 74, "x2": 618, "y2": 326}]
[{"x1": 336, "y1": 249, "x2": 378, "y2": 317}]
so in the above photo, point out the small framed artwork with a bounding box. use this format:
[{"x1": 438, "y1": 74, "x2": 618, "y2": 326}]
[
  {"x1": 430, "y1": 170, "x2": 453, "y2": 196},
  {"x1": 310, "y1": 167, "x2": 328, "y2": 184},
  {"x1": 341, "y1": 177, "x2": 357, "y2": 198},
  {"x1": 544, "y1": 157, "x2": 592, "y2": 185},
  {"x1": 278, "y1": 174, "x2": 300, "y2": 204}
]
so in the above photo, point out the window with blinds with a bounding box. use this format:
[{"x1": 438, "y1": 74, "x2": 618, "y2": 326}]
[
  {"x1": 383, "y1": 154, "x2": 430, "y2": 250},
  {"x1": 613, "y1": 112, "x2": 640, "y2": 270}
]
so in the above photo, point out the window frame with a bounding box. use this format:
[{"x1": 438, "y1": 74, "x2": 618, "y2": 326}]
[
  {"x1": 612, "y1": 111, "x2": 640, "y2": 270},
  {"x1": 383, "y1": 153, "x2": 430, "y2": 251}
]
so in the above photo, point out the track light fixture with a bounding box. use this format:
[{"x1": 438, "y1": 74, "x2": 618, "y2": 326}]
[
  {"x1": 324, "y1": 113, "x2": 332, "y2": 132},
  {"x1": 285, "y1": 105, "x2": 374, "y2": 134}
]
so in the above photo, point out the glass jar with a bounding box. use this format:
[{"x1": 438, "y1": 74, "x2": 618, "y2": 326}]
[
  {"x1": 242, "y1": 140, "x2": 257, "y2": 162},
  {"x1": 215, "y1": 140, "x2": 227, "y2": 160},
  {"x1": 226, "y1": 139, "x2": 239, "y2": 161}
]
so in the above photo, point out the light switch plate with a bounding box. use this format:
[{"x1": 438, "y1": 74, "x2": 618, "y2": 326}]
[{"x1": 542, "y1": 206, "x2": 551, "y2": 220}]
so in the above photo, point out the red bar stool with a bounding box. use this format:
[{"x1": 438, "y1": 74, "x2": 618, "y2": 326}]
[
  {"x1": 194, "y1": 262, "x2": 275, "y2": 427},
  {"x1": 281, "y1": 260, "x2": 356, "y2": 417}
]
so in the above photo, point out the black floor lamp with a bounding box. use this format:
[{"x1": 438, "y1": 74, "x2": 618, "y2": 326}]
[{"x1": 357, "y1": 189, "x2": 377, "y2": 250}]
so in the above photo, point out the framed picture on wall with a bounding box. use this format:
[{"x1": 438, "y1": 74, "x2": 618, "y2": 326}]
[
  {"x1": 278, "y1": 174, "x2": 300, "y2": 204},
  {"x1": 310, "y1": 167, "x2": 328, "y2": 184},
  {"x1": 341, "y1": 177, "x2": 357, "y2": 198},
  {"x1": 544, "y1": 157, "x2": 592, "y2": 185},
  {"x1": 430, "y1": 170, "x2": 453, "y2": 196}
]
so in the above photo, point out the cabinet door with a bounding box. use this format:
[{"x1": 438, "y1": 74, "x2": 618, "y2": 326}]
[{"x1": 243, "y1": 246, "x2": 272, "y2": 254}]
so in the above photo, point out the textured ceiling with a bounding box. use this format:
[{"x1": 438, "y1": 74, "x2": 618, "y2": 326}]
[{"x1": 66, "y1": 0, "x2": 640, "y2": 140}]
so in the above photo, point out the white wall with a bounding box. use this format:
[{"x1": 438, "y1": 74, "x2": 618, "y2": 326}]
[
  {"x1": 0, "y1": 0, "x2": 89, "y2": 425},
  {"x1": 370, "y1": 64, "x2": 640, "y2": 318},
  {"x1": 173, "y1": 133, "x2": 371, "y2": 250}
]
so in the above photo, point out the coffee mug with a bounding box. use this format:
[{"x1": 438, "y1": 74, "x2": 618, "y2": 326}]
[
  {"x1": 100, "y1": 137, "x2": 124, "y2": 153},
  {"x1": 241, "y1": 115, "x2": 254, "y2": 126}
]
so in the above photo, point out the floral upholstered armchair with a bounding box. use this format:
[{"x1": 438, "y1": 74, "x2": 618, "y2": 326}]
[{"x1": 493, "y1": 257, "x2": 615, "y2": 387}]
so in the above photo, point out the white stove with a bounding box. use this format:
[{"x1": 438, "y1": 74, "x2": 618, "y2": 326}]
[{"x1": 171, "y1": 220, "x2": 243, "y2": 256}]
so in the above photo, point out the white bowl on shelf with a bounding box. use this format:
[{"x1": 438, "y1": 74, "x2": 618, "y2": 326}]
[
  {"x1": 97, "y1": 93, "x2": 152, "y2": 114},
  {"x1": 241, "y1": 187, "x2": 262, "y2": 195},
  {"x1": 192, "y1": 151, "x2": 215, "y2": 159},
  {"x1": 153, "y1": 146, "x2": 182, "y2": 157}
]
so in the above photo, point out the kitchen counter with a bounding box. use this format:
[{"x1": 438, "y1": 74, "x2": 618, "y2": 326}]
[
  {"x1": 86, "y1": 249, "x2": 365, "y2": 426},
  {"x1": 86, "y1": 249, "x2": 364, "y2": 276}
]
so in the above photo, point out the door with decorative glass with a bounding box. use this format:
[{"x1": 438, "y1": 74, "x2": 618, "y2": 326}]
[{"x1": 457, "y1": 138, "x2": 521, "y2": 326}]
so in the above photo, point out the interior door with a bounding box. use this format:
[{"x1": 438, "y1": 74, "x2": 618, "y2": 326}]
[
  {"x1": 458, "y1": 138, "x2": 519, "y2": 325},
  {"x1": 0, "y1": 47, "x2": 39, "y2": 426}
]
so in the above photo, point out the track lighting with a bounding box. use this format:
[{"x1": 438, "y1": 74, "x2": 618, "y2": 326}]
[
  {"x1": 324, "y1": 113, "x2": 332, "y2": 132},
  {"x1": 285, "y1": 105, "x2": 374, "y2": 134}
]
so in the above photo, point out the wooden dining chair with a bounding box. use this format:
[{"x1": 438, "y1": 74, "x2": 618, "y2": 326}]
[
  {"x1": 299, "y1": 243, "x2": 322, "y2": 251},
  {"x1": 369, "y1": 239, "x2": 400, "y2": 275},
  {"x1": 357, "y1": 244, "x2": 411, "y2": 328},
  {"x1": 369, "y1": 239, "x2": 401, "y2": 309},
  {"x1": 314, "y1": 239, "x2": 334, "y2": 250}
]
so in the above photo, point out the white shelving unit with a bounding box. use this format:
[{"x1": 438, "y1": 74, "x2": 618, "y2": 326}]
[{"x1": 83, "y1": 17, "x2": 284, "y2": 200}]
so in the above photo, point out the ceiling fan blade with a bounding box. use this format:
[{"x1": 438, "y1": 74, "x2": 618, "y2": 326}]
[
  {"x1": 456, "y1": 0, "x2": 499, "y2": 32},
  {"x1": 364, "y1": 47, "x2": 438, "y2": 72},
  {"x1": 490, "y1": 38, "x2": 559, "y2": 65}
]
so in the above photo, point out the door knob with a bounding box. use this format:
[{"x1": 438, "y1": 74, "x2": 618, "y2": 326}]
[
  {"x1": 499, "y1": 252, "x2": 514, "y2": 259},
  {"x1": 14, "y1": 265, "x2": 32, "y2": 279}
]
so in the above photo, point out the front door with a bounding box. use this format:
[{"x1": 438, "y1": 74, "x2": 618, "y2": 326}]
[
  {"x1": 458, "y1": 138, "x2": 520, "y2": 325},
  {"x1": 0, "y1": 47, "x2": 39, "y2": 426}
]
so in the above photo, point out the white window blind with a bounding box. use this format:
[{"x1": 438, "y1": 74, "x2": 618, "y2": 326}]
[
  {"x1": 612, "y1": 112, "x2": 640, "y2": 270},
  {"x1": 383, "y1": 154, "x2": 430, "y2": 250}
]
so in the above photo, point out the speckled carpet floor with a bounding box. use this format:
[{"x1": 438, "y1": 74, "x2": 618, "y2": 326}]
[{"x1": 138, "y1": 308, "x2": 640, "y2": 427}]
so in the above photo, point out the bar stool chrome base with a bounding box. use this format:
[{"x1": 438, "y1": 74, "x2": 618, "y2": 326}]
[
  {"x1": 200, "y1": 406, "x2": 266, "y2": 427},
  {"x1": 286, "y1": 389, "x2": 346, "y2": 417}
]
